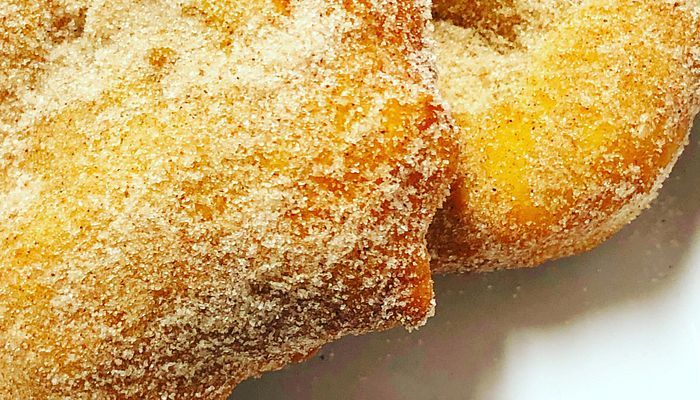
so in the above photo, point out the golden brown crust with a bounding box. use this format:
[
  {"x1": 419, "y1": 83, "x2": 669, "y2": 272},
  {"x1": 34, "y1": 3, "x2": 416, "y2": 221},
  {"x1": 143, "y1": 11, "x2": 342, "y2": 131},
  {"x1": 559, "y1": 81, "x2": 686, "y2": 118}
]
[
  {"x1": 429, "y1": 0, "x2": 700, "y2": 273},
  {"x1": 0, "y1": 0, "x2": 457, "y2": 398}
]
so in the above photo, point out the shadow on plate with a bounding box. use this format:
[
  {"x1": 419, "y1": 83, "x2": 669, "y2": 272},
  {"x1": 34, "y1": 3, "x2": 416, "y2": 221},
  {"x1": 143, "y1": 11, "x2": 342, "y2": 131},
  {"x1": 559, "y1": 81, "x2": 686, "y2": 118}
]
[{"x1": 233, "y1": 121, "x2": 700, "y2": 400}]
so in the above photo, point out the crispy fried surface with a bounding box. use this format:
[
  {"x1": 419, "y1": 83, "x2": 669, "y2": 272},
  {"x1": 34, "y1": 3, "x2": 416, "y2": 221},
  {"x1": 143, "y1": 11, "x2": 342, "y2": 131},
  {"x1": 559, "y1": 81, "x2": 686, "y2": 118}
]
[
  {"x1": 429, "y1": 0, "x2": 700, "y2": 273},
  {"x1": 0, "y1": 0, "x2": 457, "y2": 398}
]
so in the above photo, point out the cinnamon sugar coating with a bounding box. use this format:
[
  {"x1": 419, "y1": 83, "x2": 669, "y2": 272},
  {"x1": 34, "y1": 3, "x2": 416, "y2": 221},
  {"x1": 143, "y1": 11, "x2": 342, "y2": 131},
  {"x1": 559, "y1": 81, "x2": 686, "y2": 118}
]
[
  {"x1": 429, "y1": 0, "x2": 700, "y2": 273},
  {"x1": 0, "y1": 0, "x2": 457, "y2": 398}
]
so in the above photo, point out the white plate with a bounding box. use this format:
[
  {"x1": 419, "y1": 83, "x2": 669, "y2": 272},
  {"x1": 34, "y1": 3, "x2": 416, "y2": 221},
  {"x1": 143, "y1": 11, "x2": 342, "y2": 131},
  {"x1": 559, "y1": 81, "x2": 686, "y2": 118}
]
[{"x1": 233, "y1": 119, "x2": 700, "y2": 400}]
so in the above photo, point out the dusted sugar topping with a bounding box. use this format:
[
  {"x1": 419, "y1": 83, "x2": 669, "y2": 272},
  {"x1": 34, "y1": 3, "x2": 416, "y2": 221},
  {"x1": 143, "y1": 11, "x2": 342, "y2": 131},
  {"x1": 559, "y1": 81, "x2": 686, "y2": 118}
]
[
  {"x1": 0, "y1": 0, "x2": 457, "y2": 398},
  {"x1": 429, "y1": 0, "x2": 700, "y2": 273}
]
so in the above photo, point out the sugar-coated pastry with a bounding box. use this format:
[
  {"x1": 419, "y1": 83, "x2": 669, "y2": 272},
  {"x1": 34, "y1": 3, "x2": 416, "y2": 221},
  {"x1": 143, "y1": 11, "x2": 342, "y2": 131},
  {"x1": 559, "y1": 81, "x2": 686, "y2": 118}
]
[
  {"x1": 0, "y1": 0, "x2": 457, "y2": 398},
  {"x1": 429, "y1": 0, "x2": 700, "y2": 273}
]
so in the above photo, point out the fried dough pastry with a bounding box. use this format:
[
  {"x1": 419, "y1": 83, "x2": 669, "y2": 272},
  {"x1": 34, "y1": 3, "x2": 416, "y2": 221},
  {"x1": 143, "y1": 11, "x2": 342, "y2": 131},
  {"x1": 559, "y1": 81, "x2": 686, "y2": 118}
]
[
  {"x1": 429, "y1": 0, "x2": 700, "y2": 273},
  {"x1": 0, "y1": 0, "x2": 457, "y2": 398}
]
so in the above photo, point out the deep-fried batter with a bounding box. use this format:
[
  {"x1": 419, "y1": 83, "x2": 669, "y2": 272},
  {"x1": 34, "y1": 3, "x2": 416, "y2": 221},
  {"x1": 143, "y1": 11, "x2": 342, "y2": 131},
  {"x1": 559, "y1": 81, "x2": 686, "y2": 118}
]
[
  {"x1": 0, "y1": 0, "x2": 457, "y2": 398},
  {"x1": 429, "y1": 0, "x2": 700, "y2": 272}
]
